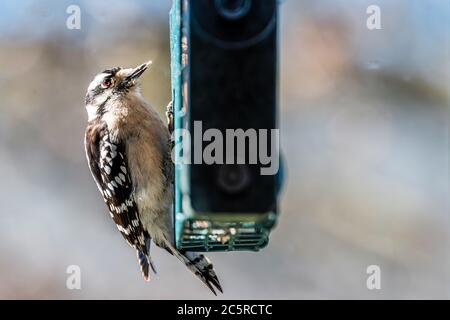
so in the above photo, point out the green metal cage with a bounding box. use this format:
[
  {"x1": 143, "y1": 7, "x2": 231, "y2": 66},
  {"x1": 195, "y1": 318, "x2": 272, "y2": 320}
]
[{"x1": 170, "y1": 0, "x2": 281, "y2": 252}]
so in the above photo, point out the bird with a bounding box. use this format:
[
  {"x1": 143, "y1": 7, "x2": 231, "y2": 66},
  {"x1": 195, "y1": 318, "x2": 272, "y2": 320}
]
[{"x1": 83, "y1": 61, "x2": 223, "y2": 295}]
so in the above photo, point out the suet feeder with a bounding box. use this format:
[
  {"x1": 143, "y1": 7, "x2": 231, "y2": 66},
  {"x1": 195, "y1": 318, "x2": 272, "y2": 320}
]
[{"x1": 170, "y1": 0, "x2": 282, "y2": 252}]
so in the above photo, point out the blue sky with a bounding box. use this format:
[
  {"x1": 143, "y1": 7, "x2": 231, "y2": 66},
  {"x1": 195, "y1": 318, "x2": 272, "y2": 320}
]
[{"x1": 0, "y1": 0, "x2": 448, "y2": 84}]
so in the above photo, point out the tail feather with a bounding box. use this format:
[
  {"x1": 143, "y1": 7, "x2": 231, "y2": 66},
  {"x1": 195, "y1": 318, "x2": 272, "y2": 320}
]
[
  {"x1": 137, "y1": 250, "x2": 150, "y2": 281},
  {"x1": 185, "y1": 252, "x2": 223, "y2": 295},
  {"x1": 137, "y1": 250, "x2": 157, "y2": 281},
  {"x1": 145, "y1": 237, "x2": 158, "y2": 274},
  {"x1": 162, "y1": 240, "x2": 223, "y2": 295}
]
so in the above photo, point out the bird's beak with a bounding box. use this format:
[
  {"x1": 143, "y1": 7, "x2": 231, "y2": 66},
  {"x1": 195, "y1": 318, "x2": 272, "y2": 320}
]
[{"x1": 123, "y1": 61, "x2": 152, "y2": 84}]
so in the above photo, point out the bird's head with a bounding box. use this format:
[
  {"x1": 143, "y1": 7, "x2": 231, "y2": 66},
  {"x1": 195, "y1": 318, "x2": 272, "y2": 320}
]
[{"x1": 85, "y1": 61, "x2": 152, "y2": 119}]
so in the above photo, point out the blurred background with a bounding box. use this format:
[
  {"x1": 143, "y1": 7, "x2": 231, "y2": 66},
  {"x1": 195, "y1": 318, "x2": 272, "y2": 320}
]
[{"x1": 0, "y1": 0, "x2": 449, "y2": 299}]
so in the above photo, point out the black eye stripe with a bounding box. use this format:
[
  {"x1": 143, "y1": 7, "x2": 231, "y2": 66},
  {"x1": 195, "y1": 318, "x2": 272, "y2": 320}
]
[
  {"x1": 86, "y1": 67, "x2": 121, "y2": 105},
  {"x1": 102, "y1": 67, "x2": 121, "y2": 76},
  {"x1": 100, "y1": 72, "x2": 118, "y2": 88}
]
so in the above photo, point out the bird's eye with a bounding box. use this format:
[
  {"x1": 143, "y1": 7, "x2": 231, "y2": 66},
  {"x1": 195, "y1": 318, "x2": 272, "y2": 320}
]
[{"x1": 101, "y1": 79, "x2": 112, "y2": 89}]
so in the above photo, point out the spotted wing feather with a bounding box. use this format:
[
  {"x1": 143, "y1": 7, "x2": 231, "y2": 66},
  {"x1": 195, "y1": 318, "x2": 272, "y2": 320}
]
[{"x1": 85, "y1": 122, "x2": 152, "y2": 279}]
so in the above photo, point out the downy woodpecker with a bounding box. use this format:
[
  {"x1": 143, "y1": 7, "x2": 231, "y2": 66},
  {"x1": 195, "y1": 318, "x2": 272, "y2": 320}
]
[{"x1": 84, "y1": 61, "x2": 222, "y2": 295}]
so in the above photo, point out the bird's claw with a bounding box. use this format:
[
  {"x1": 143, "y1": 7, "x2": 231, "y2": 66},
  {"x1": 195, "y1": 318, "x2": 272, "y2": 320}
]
[{"x1": 165, "y1": 101, "x2": 174, "y2": 134}]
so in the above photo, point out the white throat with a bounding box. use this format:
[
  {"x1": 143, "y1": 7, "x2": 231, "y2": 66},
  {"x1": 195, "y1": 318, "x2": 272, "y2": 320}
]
[
  {"x1": 85, "y1": 86, "x2": 143, "y2": 123},
  {"x1": 86, "y1": 104, "x2": 98, "y2": 122}
]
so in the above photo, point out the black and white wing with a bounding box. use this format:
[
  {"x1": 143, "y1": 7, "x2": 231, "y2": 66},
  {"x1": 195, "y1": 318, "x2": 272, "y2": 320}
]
[{"x1": 84, "y1": 122, "x2": 154, "y2": 279}]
